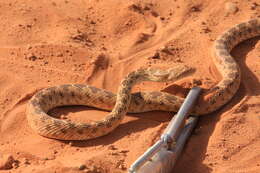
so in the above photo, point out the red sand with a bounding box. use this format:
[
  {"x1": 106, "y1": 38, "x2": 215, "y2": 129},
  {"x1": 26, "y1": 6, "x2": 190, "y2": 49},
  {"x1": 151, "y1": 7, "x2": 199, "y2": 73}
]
[{"x1": 0, "y1": 0, "x2": 259, "y2": 172}]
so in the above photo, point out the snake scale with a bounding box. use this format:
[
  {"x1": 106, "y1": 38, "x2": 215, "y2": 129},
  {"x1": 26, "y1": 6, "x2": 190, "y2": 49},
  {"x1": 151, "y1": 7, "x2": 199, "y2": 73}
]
[{"x1": 26, "y1": 18, "x2": 260, "y2": 140}]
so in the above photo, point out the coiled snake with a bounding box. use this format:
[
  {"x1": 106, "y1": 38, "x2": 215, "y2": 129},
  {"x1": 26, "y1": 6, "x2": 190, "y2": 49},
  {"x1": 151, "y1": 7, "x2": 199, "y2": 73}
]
[{"x1": 26, "y1": 18, "x2": 260, "y2": 140}]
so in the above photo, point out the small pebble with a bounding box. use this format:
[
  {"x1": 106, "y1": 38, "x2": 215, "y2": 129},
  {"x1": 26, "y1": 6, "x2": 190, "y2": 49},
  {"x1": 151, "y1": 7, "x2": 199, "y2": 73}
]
[
  {"x1": 117, "y1": 160, "x2": 127, "y2": 170},
  {"x1": 118, "y1": 163, "x2": 127, "y2": 170},
  {"x1": 27, "y1": 53, "x2": 37, "y2": 61},
  {"x1": 57, "y1": 53, "x2": 63, "y2": 57},
  {"x1": 151, "y1": 10, "x2": 159, "y2": 17},
  {"x1": 79, "y1": 164, "x2": 87, "y2": 170},
  {"x1": 192, "y1": 79, "x2": 202, "y2": 86},
  {"x1": 222, "y1": 155, "x2": 228, "y2": 160},
  {"x1": 12, "y1": 162, "x2": 19, "y2": 169},
  {"x1": 225, "y1": 2, "x2": 238, "y2": 14},
  {"x1": 160, "y1": 17, "x2": 165, "y2": 21},
  {"x1": 208, "y1": 162, "x2": 214, "y2": 166},
  {"x1": 22, "y1": 158, "x2": 30, "y2": 165},
  {"x1": 149, "y1": 52, "x2": 160, "y2": 59},
  {"x1": 158, "y1": 46, "x2": 173, "y2": 55},
  {"x1": 0, "y1": 154, "x2": 15, "y2": 170},
  {"x1": 111, "y1": 152, "x2": 118, "y2": 155},
  {"x1": 190, "y1": 5, "x2": 201, "y2": 12},
  {"x1": 26, "y1": 45, "x2": 32, "y2": 50},
  {"x1": 108, "y1": 145, "x2": 117, "y2": 150},
  {"x1": 251, "y1": 2, "x2": 258, "y2": 10},
  {"x1": 119, "y1": 150, "x2": 129, "y2": 154},
  {"x1": 175, "y1": 58, "x2": 182, "y2": 62}
]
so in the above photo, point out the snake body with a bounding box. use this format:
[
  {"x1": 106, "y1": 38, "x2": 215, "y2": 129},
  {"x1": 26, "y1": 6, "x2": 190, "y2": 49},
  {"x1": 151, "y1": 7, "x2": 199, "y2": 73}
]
[
  {"x1": 27, "y1": 18, "x2": 260, "y2": 140},
  {"x1": 27, "y1": 66, "x2": 194, "y2": 140}
]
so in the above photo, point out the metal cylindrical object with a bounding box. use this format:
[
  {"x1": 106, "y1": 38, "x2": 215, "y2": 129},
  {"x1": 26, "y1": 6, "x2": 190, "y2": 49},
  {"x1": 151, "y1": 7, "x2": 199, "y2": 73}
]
[
  {"x1": 136, "y1": 117, "x2": 199, "y2": 173},
  {"x1": 163, "y1": 87, "x2": 201, "y2": 148},
  {"x1": 129, "y1": 87, "x2": 202, "y2": 173}
]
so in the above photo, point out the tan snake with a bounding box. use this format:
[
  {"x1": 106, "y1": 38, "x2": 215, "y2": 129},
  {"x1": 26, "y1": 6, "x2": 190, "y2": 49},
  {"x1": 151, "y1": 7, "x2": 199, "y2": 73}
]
[{"x1": 26, "y1": 18, "x2": 260, "y2": 140}]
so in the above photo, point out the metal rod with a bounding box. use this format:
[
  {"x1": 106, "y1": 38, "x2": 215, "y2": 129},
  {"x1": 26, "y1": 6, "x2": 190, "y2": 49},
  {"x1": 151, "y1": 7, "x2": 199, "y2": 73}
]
[
  {"x1": 128, "y1": 140, "x2": 165, "y2": 172},
  {"x1": 128, "y1": 87, "x2": 202, "y2": 173},
  {"x1": 136, "y1": 116, "x2": 199, "y2": 173},
  {"x1": 172, "y1": 116, "x2": 199, "y2": 157},
  {"x1": 163, "y1": 87, "x2": 201, "y2": 146}
]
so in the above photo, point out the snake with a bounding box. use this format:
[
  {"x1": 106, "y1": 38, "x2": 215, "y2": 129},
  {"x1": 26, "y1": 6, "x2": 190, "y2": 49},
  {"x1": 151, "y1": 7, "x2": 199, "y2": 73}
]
[{"x1": 26, "y1": 18, "x2": 260, "y2": 140}]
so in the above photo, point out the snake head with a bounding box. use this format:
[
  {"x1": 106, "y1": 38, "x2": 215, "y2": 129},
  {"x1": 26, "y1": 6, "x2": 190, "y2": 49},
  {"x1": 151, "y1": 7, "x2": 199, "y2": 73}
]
[{"x1": 147, "y1": 65, "x2": 195, "y2": 82}]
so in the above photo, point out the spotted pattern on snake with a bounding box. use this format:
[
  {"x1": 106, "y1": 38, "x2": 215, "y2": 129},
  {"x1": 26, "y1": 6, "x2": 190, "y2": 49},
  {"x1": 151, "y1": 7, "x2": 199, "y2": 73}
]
[{"x1": 26, "y1": 18, "x2": 260, "y2": 140}]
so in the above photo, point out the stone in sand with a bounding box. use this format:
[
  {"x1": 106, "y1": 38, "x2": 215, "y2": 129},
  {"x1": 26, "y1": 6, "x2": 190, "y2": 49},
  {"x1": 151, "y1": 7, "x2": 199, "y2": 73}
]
[
  {"x1": 225, "y1": 2, "x2": 239, "y2": 14},
  {"x1": 0, "y1": 154, "x2": 15, "y2": 170}
]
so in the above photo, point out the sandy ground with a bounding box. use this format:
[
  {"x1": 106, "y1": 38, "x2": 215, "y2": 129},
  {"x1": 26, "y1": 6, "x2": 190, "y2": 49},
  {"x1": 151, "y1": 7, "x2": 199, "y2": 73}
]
[{"x1": 0, "y1": 0, "x2": 259, "y2": 172}]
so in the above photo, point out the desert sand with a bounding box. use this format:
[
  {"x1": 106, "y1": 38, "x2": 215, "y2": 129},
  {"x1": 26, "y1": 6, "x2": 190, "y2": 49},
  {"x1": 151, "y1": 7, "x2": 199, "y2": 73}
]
[{"x1": 0, "y1": 0, "x2": 259, "y2": 172}]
